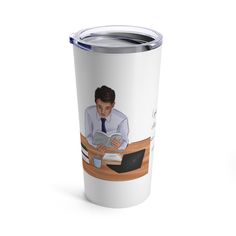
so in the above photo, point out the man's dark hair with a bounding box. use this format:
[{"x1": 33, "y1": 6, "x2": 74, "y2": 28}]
[{"x1": 95, "y1": 85, "x2": 115, "y2": 104}]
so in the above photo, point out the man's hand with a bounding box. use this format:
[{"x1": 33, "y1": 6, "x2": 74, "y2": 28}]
[
  {"x1": 96, "y1": 139, "x2": 122, "y2": 153},
  {"x1": 97, "y1": 144, "x2": 106, "y2": 153},
  {"x1": 111, "y1": 138, "x2": 122, "y2": 149}
]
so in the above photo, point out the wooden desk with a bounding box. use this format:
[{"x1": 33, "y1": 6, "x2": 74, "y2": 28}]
[{"x1": 80, "y1": 133, "x2": 151, "y2": 181}]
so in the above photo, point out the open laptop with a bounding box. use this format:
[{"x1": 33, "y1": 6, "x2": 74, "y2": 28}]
[{"x1": 107, "y1": 149, "x2": 145, "y2": 173}]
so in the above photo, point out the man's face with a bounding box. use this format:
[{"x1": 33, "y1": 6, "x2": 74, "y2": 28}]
[{"x1": 96, "y1": 99, "x2": 114, "y2": 118}]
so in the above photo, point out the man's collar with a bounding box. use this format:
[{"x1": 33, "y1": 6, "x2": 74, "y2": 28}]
[{"x1": 96, "y1": 109, "x2": 112, "y2": 123}]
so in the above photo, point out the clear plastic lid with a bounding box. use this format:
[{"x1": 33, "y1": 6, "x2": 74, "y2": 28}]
[{"x1": 69, "y1": 25, "x2": 162, "y2": 53}]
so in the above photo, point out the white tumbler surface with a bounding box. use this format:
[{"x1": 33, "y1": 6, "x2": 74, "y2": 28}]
[{"x1": 70, "y1": 26, "x2": 162, "y2": 208}]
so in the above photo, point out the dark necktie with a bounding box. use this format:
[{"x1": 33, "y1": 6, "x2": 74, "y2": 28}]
[{"x1": 101, "y1": 118, "x2": 107, "y2": 133}]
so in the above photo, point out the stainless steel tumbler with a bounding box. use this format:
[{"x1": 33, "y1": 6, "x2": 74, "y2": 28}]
[{"x1": 70, "y1": 25, "x2": 162, "y2": 207}]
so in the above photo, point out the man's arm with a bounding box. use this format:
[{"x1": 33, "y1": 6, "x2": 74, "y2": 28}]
[{"x1": 117, "y1": 118, "x2": 129, "y2": 150}]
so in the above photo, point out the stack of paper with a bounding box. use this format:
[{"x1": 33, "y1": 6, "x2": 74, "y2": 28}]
[
  {"x1": 81, "y1": 143, "x2": 89, "y2": 164},
  {"x1": 103, "y1": 153, "x2": 122, "y2": 162}
]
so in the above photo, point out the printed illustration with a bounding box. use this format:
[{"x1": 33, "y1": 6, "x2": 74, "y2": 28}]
[
  {"x1": 85, "y1": 85, "x2": 129, "y2": 152},
  {"x1": 80, "y1": 85, "x2": 152, "y2": 181}
]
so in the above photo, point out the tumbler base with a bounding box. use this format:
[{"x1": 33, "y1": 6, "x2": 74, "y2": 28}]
[{"x1": 83, "y1": 171, "x2": 151, "y2": 208}]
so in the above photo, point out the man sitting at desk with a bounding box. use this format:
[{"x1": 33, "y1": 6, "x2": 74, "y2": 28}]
[{"x1": 85, "y1": 85, "x2": 129, "y2": 153}]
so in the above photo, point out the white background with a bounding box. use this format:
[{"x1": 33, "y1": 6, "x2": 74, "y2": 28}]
[{"x1": 0, "y1": 0, "x2": 236, "y2": 235}]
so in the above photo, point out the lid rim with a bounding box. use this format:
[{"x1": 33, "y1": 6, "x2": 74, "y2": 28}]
[{"x1": 69, "y1": 25, "x2": 163, "y2": 54}]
